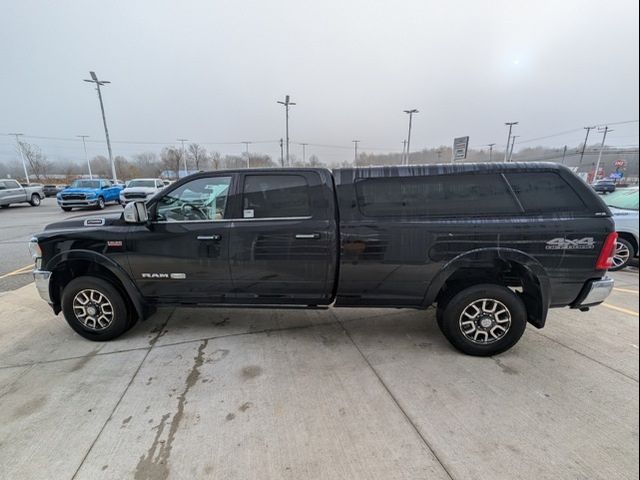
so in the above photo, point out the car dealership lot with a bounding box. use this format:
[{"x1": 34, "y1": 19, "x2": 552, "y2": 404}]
[{"x1": 0, "y1": 271, "x2": 637, "y2": 479}]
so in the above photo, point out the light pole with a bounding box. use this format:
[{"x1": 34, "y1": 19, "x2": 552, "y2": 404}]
[
  {"x1": 401, "y1": 139, "x2": 407, "y2": 163},
  {"x1": 403, "y1": 109, "x2": 418, "y2": 165},
  {"x1": 279, "y1": 138, "x2": 284, "y2": 167},
  {"x1": 77, "y1": 135, "x2": 92, "y2": 179},
  {"x1": 579, "y1": 126, "x2": 596, "y2": 165},
  {"x1": 504, "y1": 122, "x2": 518, "y2": 162},
  {"x1": 486, "y1": 143, "x2": 496, "y2": 162},
  {"x1": 301, "y1": 143, "x2": 308, "y2": 165},
  {"x1": 8, "y1": 133, "x2": 29, "y2": 184},
  {"x1": 508, "y1": 135, "x2": 519, "y2": 162},
  {"x1": 594, "y1": 126, "x2": 612, "y2": 181},
  {"x1": 352, "y1": 140, "x2": 360, "y2": 164},
  {"x1": 277, "y1": 95, "x2": 296, "y2": 166},
  {"x1": 177, "y1": 138, "x2": 188, "y2": 177},
  {"x1": 83, "y1": 71, "x2": 116, "y2": 182},
  {"x1": 242, "y1": 141, "x2": 252, "y2": 168}
]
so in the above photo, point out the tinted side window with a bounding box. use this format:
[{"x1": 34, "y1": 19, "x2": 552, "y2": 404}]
[
  {"x1": 242, "y1": 175, "x2": 311, "y2": 218},
  {"x1": 5, "y1": 180, "x2": 21, "y2": 189},
  {"x1": 505, "y1": 172, "x2": 587, "y2": 213},
  {"x1": 156, "y1": 176, "x2": 231, "y2": 222},
  {"x1": 355, "y1": 174, "x2": 520, "y2": 217}
]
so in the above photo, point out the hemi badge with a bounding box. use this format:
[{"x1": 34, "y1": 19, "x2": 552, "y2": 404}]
[
  {"x1": 84, "y1": 218, "x2": 105, "y2": 227},
  {"x1": 107, "y1": 240, "x2": 123, "y2": 247}
]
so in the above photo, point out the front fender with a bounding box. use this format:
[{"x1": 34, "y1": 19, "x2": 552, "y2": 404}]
[
  {"x1": 422, "y1": 247, "x2": 551, "y2": 328},
  {"x1": 45, "y1": 249, "x2": 146, "y2": 319}
]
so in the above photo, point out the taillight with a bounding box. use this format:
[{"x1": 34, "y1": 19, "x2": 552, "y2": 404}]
[{"x1": 596, "y1": 232, "x2": 618, "y2": 270}]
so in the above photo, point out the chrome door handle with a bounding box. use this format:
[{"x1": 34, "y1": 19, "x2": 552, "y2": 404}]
[
  {"x1": 295, "y1": 233, "x2": 320, "y2": 239},
  {"x1": 197, "y1": 234, "x2": 221, "y2": 241}
]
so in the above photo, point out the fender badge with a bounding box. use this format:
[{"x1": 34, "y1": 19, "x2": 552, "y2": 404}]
[
  {"x1": 84, "y1": 218, "x2": 105, "y2": 227},
  {"x1": 107, "y1": 240, "x2": 123, "y2": 247}
]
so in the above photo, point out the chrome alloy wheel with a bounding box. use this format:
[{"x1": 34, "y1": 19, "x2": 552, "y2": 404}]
[
  {"x1": 612, "y1": 241, "x2": 631, "y2": 269},
  {"x1": 72, "y1": 289, "x2": 114, "y2": 330},
  {"x1": 459, "y1": 298, "x2": 512, "y2": 345}
]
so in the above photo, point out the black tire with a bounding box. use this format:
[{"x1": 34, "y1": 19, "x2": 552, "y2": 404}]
[
  {"x1": 610, "y1": 237, "x2": 634, "y2": 271},
  {"x1": 96, "y1": 197, "x2": 105, "y2": 210},
  {"x1": 437, "y1": 284, "x2": 527, "y2": 356},
  {"x1": 61, "y1": 276, "x2": 130, "y2": 341},
  {"x1": 0, "y1": 204, "x2": 9, "y2": 209},
  {"x1": 29, "y1": 194, "x2": 41, "y2": 206},
  {"x1": 61, "y1": 206, "x2": 72, "y2": 212}
]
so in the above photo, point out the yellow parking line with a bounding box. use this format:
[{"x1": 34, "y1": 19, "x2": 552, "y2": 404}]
[
  {"x1": 613, "y1": 287, "x2": 639, "y2": 294},
  {"x1": 0, "y1": 264, "x2": 33, "y2": 279},
  {"x1": 602, "y1": 303, "x2": 639, "y2": 317}
]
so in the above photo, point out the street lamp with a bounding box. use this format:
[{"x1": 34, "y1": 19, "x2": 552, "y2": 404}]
[
  {"x1": 83, "y1": 71, "x2": 117, "y2": 182},
  {"x1": 504, "y1": 122, "x2": 518, "y2": 162},
  {"x1": 403, "y1": 109, "x2": 418, "y2": 165}
]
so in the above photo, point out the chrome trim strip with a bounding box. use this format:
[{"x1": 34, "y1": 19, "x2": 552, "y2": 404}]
[{"x1": 152, "y1": 216, "x2": 312, "y2": 225}]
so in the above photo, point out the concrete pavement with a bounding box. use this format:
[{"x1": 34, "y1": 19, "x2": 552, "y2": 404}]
[{"x1": 0, "y1": 272, "x2": 638, "y2": 480}]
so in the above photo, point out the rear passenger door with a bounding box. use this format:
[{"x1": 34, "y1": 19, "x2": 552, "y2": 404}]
[{"x1": 228, "y1": 172, "x2": 337, "y2": 305}]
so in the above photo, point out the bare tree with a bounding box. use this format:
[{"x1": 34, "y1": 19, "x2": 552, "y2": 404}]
[
  {"x1": 209, "y1": 151, "x2": 222, "y2": 170},
  {"x1": 18, "y1": 141, "x2": 51, "y2": 181},
  {"x1": 89, "y1": 155, "x2": 110, "y2": 177},
  {"x1": 133, "y1": 152, "x2": 161, "y2": 177},
  {"x1": 188, "y1": 143, "x2": 209, "y2": 171},
  {"x1": 161, "y1": 147, "x2": 183, "y2": 179}
]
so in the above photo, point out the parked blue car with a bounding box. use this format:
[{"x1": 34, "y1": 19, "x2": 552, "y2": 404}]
[{"x1": 57, "y1": 179, "x2": 123, "y2": 211}]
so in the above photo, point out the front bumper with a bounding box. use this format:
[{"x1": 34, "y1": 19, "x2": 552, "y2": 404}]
[
  {"x1": 57, "y1": 199, "x2": 99, "y2": 207},
  {"x1": 572, "y1": 277, "x2": 614, "y2": 308},
  {"x1": 33, "y1": 269, "x2": 52, "y2": 304}
]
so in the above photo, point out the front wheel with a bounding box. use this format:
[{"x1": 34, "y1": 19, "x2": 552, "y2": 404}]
[
  {"x1": 437, "y1": 284, "x2": 527, "y2": 356},
  {"x1": 30, "y1": 194, "x2": 41, "y2": 206},
  {"x1": 96, "y1": 196, "x2": 105, "y2": 210},
  {"x1": 610, "y1": 238, "x2": 634, "y2": 271},
  {"x1": 61, "y1": 276, "x2": 130, "y2": 341}
]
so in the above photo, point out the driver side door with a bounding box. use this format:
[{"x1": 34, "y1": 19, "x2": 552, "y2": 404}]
[{"x1": 125, "y1": 174, "x2": 235, "y2": 303}]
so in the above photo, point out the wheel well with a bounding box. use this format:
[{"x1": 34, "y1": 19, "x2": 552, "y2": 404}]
[
  {"x1": 436, "y1": 260, "x2": 546, "y2": 328},
  {"x1": 617, "y1": 232, "x2": 638, "y2": 256},
  {"x1": 50, "y1": 260, "x2": 136, "y2": 318}
]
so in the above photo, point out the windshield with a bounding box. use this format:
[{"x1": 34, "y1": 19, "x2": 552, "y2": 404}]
[
  {"x1": 604, "y1": 188, "x2": 639, "y2": 211},
  {"x1": 70, "y1": 180, "x2": 101, "y2": 189},
  {"x1": 128, "y1": 180, "x2": 156, "y2": 188}
]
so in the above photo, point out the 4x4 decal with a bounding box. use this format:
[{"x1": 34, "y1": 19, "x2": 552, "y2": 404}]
[{"x1": 545, "y1": 237, "x2": 595, "y2": 250}]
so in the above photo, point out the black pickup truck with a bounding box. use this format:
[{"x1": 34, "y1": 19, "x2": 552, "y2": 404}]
[{"x1": 30, "y1": 163, "x2": 617, "y2": 356}]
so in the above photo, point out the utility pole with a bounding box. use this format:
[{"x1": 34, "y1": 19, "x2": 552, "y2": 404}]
[
  {"x1": 352, "y1": 140, "x2": 360, "y2": 164},
  {"x1": 8, "y1": 133, "x2": 29, "y2": 184},
  {"x1": 403, "y1": 109, "x2": 418, "y2": 165},
  {"x1": 437, "y1": 148, "x2": 443, "y2": 162},
  {"x1": 277, "y1": 95, "x2": 296, "y2": 166},
  {"x1": 77, "y1": 135, "x2": 92, "y2": 179},
  {"x1": 401, "y1": 140, "x2": 407, "y2": 163},
  {"x1": 279, "y1": 138, "x2": 284, "y2": 167},
  {"x1": 177, "y1": 138, "x2": 188, "y2": 177},
  {"x1": 301, "y1": 143, "x2": 308, "y2": 165},
  {"x1": 508, "y1": 135, "x2": 519, "y2": 162},
  {"x1": 594, "y1": 126, "x2": 612, "y2": 182},
  {"x1": 242, "y1": 141, "x2": 252, "y2": 168},
  {"x1": 503, "y1": 122, "x2": 518, "y2": 162},
  {"x1": 579, "y1": 126, "x2": 596, "y2": 165},
  {"x1": 83, "y1": 71, "x2": 116, "y2": 182},
  {"x1": 486, "y1": 143, "x2": 496, "y2": 162},
  {"x1": 561, "y1": 145, "x2": 567, "y2": 165}
]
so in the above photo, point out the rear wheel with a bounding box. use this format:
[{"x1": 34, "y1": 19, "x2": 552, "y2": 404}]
[
  {"x1": 61, "y1": 276, "x2": 130, "y2": 341},
  {"x1": 29, "y1": 194, "x2": 41, "y2": 206},
  {"x1": 610, "y1": 238, "x2": 634, "y2": 271},
  {"x1": 437, "y1": 284, "x2": 527, "y2": 356}
]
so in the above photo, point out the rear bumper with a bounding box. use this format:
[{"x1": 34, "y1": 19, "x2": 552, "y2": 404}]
[
  {"x1": 572, "y1": 277, "x2": 614, "y2": 308},
  {"x1": 33, "y1": 269, "x2": 52, "y2": 304}
]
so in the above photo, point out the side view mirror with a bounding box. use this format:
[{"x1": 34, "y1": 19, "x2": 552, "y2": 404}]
[{"x1": 123, "y1": 201, "x2": 149, "y2": 224}]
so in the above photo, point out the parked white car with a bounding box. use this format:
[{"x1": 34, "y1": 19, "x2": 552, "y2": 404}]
[
  {"x1": 119, "y1": 178, "x2": 166, "y2": 205},
  {"x1": 603, "y1": 187, "x2": 639, "y2": 270}
]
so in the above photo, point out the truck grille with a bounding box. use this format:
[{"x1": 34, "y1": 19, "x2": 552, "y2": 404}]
[
  {"x1": 61, "y1": 194, "x2": 86, "y2": 200},
  {"x1": 124, "y1": 192, "x2": 147, "y2": 199}
]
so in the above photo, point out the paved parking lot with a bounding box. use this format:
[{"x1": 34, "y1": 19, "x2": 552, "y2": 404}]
[{"x1": 0, "y1": 269, "x2": 637, "y2": 479}]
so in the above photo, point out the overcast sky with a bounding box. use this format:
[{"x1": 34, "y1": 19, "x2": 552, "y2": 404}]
[{"x1": 1, "y1": 0, "x2": 638, "y2": 164}]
